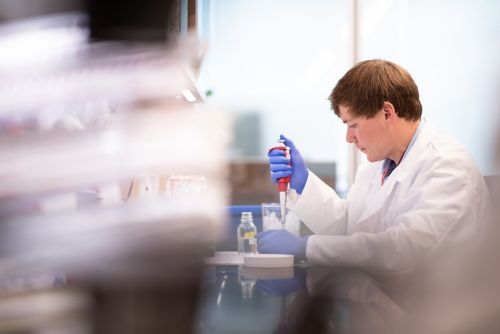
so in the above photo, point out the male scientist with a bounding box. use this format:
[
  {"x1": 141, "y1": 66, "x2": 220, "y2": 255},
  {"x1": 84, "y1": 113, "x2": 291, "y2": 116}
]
[{"x1": 257, "y1": 59, "x2": 490, "y2": 272}]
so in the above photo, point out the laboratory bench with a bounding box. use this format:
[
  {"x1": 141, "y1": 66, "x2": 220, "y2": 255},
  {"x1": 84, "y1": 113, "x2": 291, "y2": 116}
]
[
  {"x1": 196, "y1": 262, "x2": 413, "y2": 334},
  {"x1": 197, "y1": 254, "x2": 500, "y2": 334},
  {"x1": 1, "y1": 252, "x2": 500, "y2": 334}
]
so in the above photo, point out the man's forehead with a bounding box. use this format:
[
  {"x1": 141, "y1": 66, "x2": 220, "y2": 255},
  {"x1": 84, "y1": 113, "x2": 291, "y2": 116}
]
[{"x1": 339, "y1": 105, "x2": 356, "y2": 123}]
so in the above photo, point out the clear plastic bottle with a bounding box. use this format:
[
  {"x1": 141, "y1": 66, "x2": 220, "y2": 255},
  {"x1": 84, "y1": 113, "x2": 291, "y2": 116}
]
[{"x1": 237, "y1": 212, "x2": 257, "y2": 254}]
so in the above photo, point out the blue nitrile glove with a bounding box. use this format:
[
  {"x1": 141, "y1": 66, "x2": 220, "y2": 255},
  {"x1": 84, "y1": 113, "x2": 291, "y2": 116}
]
[
  {"x1": 257, "y1": 229, "x2": 309, "y2": 261},
  {"x1": 268, "y1": 134, "x2": 309, "y2": 194}
]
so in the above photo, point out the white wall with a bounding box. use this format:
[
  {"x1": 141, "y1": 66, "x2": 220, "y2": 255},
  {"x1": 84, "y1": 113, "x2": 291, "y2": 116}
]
[
  {"x1": 198, "y1": 0, "x2": 500, "y2": 193},
  {"x1": 359, "y1": 0, "x2": 500, "y2": 175},
  {"x1": 198, "y1": 0, "x2": 352, "y2": 192}
]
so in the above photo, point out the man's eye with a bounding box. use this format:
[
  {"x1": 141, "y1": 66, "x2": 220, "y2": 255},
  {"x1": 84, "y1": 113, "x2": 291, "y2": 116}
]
[{"x1": 349, "y1": 124, "x2": 357, "y2": 128}]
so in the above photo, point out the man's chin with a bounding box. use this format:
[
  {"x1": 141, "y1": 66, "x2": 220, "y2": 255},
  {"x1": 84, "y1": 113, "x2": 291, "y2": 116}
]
[{"x1": 365, "y1": 154, "x2": 384, "y2": 163}]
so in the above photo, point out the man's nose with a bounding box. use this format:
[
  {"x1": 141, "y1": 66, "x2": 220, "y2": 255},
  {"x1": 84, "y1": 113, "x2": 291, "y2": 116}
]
[{"x1": 346, "y1": 128, "x2": 356, "y2": 143}]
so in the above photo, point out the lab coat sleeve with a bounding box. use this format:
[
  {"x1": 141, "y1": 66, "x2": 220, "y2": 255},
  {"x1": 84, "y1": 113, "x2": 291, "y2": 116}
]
[
  {"x1": 288, "y1": 171, "x2": 348, "y2": 235},
  {"x1": 305, "y1": 157, "x2": 489, "y2": 273}
]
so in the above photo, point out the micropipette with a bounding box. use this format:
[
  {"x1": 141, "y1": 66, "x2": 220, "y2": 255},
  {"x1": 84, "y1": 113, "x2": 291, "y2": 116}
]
[{"x1": 269, "y1": 139, "x2": 291, "y2": 229}]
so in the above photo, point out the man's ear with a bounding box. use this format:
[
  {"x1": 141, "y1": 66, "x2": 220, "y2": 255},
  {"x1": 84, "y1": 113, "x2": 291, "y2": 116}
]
[{"x1": 383, "y1": 101, "x2": 396, "y2": 121}]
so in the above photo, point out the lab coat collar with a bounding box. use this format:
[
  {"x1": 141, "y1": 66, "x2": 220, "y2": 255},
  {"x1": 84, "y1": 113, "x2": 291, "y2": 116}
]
[
  {"x1": 381, "y1": 118, "x2": 424, "y2": 177},
  {"x1": 392, "y1": 119, "x2": 434, "y2": 183},
  {"x1": 356, "y1": 119, "x2": 434, "y2": 223},
  {"x1": 373, "y1": 119, "x2": 432, "y2": 185}
]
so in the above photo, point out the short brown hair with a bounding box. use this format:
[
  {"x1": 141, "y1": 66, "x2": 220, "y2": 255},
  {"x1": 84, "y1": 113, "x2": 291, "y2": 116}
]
[{"x1": 329, "y1": 59, "x2": 422, "y2": 121}]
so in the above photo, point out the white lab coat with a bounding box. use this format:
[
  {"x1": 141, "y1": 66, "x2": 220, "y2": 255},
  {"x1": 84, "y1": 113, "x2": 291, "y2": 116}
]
[{"x1": 288, "y1": 120, "x2": 490, "y2": 273}]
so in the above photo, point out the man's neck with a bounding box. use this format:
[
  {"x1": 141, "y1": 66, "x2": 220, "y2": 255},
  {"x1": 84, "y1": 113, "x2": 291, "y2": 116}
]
[{"x1": 388, "y1": 119, "x2": 421, "y2": 163}]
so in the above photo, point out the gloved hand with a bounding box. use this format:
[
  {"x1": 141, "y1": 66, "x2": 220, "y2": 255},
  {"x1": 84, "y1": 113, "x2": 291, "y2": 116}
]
[
  {"x1": 257, "y1": 229, "x2": 309, "y2": 261},
  {"x1": 268, "y1": 134, "x2": 309, "y2": 194}
]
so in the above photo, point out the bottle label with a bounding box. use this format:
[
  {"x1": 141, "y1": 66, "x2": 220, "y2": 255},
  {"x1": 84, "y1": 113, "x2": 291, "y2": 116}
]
[{"x1": 244, "y1": 231, "x2": 256, "y2": 238}]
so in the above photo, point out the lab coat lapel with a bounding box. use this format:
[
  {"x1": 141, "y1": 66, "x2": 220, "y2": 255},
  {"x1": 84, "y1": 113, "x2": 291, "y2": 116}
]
[
  {"x1": 355, "y1": 120, "x2": 434, "y2": 224},
  {"x1": 355, "y1": 171, "x2": 399, "y2": 225}
]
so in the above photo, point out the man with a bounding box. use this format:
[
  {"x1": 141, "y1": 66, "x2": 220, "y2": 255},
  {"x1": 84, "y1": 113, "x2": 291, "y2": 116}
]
[{"x1": 257, "y1": 59, "x2": 490, "y2": 272}]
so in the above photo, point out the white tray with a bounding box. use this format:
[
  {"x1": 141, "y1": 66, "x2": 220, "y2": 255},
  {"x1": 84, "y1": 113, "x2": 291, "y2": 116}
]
[{"x1": 243, "y1": 254, "x2": 294, "y2": 268}]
